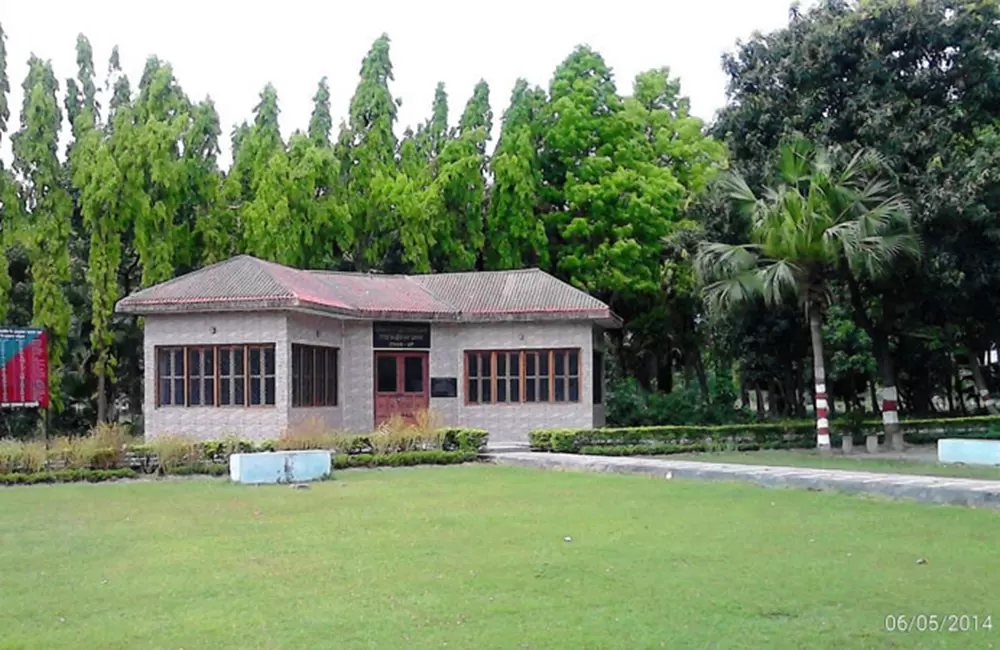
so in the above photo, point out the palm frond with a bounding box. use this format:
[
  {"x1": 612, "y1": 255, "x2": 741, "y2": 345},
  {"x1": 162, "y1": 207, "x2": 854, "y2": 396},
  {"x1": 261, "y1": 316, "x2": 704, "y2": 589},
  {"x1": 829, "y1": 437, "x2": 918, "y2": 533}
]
[
  {"x1": 758, "y1": 259, "x2": 802, "y2": 306},
  {"x1": 694, "y1": 241, "x2": 760, "y2": 284},
  {"x1": 702, "y1": 270, "x2": 765, "y2": 313}
]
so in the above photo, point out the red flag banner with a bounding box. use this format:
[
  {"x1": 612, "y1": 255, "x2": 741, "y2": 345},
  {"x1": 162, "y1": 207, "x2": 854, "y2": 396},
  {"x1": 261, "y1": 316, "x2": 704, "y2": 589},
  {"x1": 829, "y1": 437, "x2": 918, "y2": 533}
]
[{"x1": 0, "y1": 327, "x2": 50, "y2": 408}]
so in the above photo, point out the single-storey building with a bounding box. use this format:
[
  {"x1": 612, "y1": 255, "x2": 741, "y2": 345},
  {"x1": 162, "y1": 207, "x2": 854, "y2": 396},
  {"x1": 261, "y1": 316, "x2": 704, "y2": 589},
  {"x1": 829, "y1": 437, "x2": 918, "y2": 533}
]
[{"x1": 116, "y1": 256, "x2": 620, "y2": 444}]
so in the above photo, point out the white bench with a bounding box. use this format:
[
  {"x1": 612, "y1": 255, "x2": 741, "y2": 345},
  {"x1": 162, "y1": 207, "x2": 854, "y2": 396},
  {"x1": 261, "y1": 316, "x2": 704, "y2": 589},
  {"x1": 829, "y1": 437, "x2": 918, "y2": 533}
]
[
  {"x1": 229, "y1": 450, "x2": 332, "y2": 484},
  {"x1": 937, "y1": 439, "x2": 1000, "y2": 467}
]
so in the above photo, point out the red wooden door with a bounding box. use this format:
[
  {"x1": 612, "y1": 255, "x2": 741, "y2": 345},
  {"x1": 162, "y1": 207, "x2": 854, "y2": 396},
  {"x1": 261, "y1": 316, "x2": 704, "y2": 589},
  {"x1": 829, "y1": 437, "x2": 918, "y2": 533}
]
[{"x1": 374, "y1": 351, "x2": 429, "y2": 427}]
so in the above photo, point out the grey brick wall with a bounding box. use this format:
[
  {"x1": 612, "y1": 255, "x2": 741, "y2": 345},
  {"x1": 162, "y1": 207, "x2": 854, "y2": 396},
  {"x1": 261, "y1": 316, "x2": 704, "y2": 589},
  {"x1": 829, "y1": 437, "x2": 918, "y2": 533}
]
[
  {"x1": 442, "y1": 322, "x2": 597, "y2": 443},
  {"x1": 143, "y1": 312, "x2": 604, "y2": 443},
  {"x1": 144, "y1": 312, "x2": 289, "y2": 441}
]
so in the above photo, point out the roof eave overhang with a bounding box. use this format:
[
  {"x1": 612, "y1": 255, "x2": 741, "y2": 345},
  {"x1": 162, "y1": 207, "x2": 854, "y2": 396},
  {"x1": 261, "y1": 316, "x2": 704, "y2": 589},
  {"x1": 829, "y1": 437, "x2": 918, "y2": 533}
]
[
  {"x1": 115, "y1": 297, "x2": 299, "y2": 315},
  {"x1": 116, "y1": 300, "x2": 623, "y2": 328}
]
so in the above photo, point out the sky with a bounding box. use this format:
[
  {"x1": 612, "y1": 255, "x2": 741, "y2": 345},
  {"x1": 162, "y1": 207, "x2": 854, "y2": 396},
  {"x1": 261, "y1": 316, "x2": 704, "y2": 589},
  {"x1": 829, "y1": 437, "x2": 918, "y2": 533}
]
[{"x1": 2, "y1": 0, "x2": 797, "y2": 168}]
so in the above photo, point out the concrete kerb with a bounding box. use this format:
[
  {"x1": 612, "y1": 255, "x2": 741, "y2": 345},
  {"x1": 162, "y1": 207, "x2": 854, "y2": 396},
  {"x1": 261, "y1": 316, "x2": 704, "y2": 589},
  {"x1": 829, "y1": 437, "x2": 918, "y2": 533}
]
[{"x1": 486, "y1": 452, "x2": 1000, "y2": 509}]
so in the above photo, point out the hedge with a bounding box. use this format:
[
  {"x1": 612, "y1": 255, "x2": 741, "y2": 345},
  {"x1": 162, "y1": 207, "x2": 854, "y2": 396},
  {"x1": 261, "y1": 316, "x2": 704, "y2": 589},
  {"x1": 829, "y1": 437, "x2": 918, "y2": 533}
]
[
  {"x1": 0, "y1": 468, "x2": 138, "y2": 485},
  {"x1": 530, "y1": 416, "x2": 1000, "y2": 454},
  {"x1": 333, "y1": 450, "x2": 477, "y2": 469}
]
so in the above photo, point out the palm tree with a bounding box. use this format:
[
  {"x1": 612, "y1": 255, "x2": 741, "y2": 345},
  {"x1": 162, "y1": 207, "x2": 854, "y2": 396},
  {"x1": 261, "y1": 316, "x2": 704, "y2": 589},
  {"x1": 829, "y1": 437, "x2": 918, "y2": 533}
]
[{"x1": 696, "y1": 139, "x2": 920, "y2": 450}]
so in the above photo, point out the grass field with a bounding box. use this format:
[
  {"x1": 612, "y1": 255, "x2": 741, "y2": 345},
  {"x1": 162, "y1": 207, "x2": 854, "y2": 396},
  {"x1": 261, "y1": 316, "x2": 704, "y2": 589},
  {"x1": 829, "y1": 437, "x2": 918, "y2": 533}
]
[
  {"x1": 1, "y1": 466, "x2": 998, "y2": 649},
  {"x1": 669, "y1": 449, "x2": 1000, "y2": 480}
]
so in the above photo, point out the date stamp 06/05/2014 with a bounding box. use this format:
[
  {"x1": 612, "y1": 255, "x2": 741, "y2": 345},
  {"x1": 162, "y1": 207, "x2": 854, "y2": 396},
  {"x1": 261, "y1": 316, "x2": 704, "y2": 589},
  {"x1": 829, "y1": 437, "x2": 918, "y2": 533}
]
[{"x1": 885, "y1": 614, "x2": 993, "y2": 633}]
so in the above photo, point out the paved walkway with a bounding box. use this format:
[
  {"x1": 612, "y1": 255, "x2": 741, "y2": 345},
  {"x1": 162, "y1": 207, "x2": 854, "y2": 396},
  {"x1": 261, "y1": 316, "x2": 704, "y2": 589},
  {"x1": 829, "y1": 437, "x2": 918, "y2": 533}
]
[{"x1": 488, "y1": 452, "x2": 1000, "y2": 509}]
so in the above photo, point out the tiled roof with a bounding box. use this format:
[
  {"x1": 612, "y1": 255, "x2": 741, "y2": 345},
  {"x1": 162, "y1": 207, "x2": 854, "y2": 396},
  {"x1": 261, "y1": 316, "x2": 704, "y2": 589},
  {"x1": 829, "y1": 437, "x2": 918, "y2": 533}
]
[{"x1": 116, "y1": 256, "x2": 620, "y2": 326}]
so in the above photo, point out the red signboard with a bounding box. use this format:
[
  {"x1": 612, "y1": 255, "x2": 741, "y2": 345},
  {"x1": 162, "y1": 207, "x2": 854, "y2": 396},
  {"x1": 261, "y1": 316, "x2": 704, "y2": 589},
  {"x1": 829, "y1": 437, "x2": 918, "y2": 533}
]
[{"x1": 0, "y1": 327, "x2": 50, "y2": 408}]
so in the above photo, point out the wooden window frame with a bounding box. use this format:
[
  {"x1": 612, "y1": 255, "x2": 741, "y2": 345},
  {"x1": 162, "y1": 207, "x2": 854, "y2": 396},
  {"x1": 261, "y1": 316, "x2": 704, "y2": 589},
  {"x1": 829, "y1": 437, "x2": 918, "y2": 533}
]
[
  {"x1": 218, "y1": 345, "x2": 247, "y2": 408},
  {"x1": 246, "y1": 344, "x2": 276, "y2": 408},
  {"x1": 186, "y1": 346, "x2": 215, "y2": 407},
  {"x1": 464, "y1": 349, "x2": 582, "y2": 406},
  {"x1": 291, "y1": 344, "x2": 339, "y2": 408},
  {"x1": 154, "y1": 344, "x2": 276, "y2": 410},
  {"x1": 156, "y1": 347, "x2": 186, "y2": 407}
]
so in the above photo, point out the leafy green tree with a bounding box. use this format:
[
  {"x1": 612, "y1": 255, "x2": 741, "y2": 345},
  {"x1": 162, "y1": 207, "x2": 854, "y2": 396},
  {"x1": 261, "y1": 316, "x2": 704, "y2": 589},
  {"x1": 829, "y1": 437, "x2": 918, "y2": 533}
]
[
  {"x1": 418, "y1": 82, "x2": 449, "y2": 160},
  {"x1": 12, "y1": 57, "x2": 74, "y2": 412},
  {"x1": 74, "y1": 125, "x2": 128, "y2": 422},
  {"x1": 308, "y1": 77, "x2": 332, "y2": 147},
  {"x1": 370, "y1": 132, "x2": 436, "y2": 273},
  {"x1": 65, "y1": 33, "x2": 98, "y2": 141},
  {"x1": 432, "y1": 80, "x2": 491, "y2": 271},
  {"x1": 342, "y1": 34, "x2": 399, "y2": 270},
  {"x1": 541, "y1": 53, "x2": 723, "y2": 309},
  {"x1": 697, "y1": 139, "x2": 919, "y2": 449},
  {"x1": 716, "y1": 0, "x2": 1000, "y2": 427},
  {"x1": 177, "y1": 98, "x2": 222, "y2": 271},
  {"x1": 243, "y1": 133, "x2": 350, "y2": 268},
  {"x1": 128, "y1": 58, "x2": 190, "y2": 287},
  {"x1": 215, "y1": 85, "x2": 283, "y2": 264},
  {"x1": 104, "y1": 46, "x2": 130, "y2": 130},
  {"x1": 0, "y1": 22, "x2": 14, "y2": 323},
  {"x1": 485, "y1": 79, "x2": 548, "y2": 270}
]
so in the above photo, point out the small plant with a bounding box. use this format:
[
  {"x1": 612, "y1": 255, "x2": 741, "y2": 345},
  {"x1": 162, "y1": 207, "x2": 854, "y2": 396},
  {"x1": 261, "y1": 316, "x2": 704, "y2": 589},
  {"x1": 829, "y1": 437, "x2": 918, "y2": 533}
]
[
  {"x1": 278, "y1": 417, "x2": 339, "y2": 450},
  {"x1": 0, "y1": 439, "x2": 47, "y2": 473},
  {"x1": 49, "y1": 436, "x2": 103, "y2": 470},
  {"x1": 87, "y1": 422, "x2": 132, "y2": 469},
  {"x1": 150, "y1": 434, "x2": 202, "y2": 475}
]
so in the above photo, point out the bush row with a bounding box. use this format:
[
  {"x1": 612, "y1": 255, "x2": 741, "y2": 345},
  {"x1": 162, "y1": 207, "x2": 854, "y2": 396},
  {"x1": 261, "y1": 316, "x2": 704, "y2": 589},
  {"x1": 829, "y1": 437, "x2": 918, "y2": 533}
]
[
  {"x1": 1, "y1": 452, "x2": 479, "y2": 486},
  {"x1": 0, "y1": 425, "x2": 489, "y2": 474},
  {"x1": 530, "y1": 416, "x2": 1000, "y2": 453},
  {"x1": 0, "y1": 468, "x2": 138, "y2": 485},
  {"x1": 333, "y1": 450, "x2": 477, "y2": 469}
]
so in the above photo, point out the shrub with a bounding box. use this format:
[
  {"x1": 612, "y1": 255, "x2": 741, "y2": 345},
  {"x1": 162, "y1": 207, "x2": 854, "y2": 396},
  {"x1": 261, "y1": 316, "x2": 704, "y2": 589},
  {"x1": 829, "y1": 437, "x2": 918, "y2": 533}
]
[
  {"x1": 605, "y1": 378, "x2": 755, "y2": 427},
  {"x1": 170, "y1": 463, "x2": 230, "y2": 477},
  {"x1": 49, "y1": 436, "x2": 102, "y2": 470},
  {"x1": 150, "y1": 435, "x2": 203, "y2": 474},
  {"x1": 87, "y1": 422, "x2": 132, "y2": 469},
  {"x1": 441, "y1": 428, "x2": 488, "y2": 452},
  {"x1": 0, "y1": 439, "x2": 47, "y2": 473}
]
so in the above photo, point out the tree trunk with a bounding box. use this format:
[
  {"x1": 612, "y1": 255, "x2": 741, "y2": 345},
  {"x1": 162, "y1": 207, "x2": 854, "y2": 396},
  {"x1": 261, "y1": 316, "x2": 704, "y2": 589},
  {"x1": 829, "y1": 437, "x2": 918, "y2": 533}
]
[
  {"x1": 739, "y1": 363, "x2": 750, "y2": 411},
  {"x1": 693, "y1": 348, "x2": 710, "y2": 404},
  {"x1": 795, "y1": 362, "x2": 807, "y2": 417},
  {"x1": 842, "y1": 268, "x2": 901, "y2": 449},
  {"x1": 955, "y1": 357, "x2": 969, "y2": 415},
  {"x1": 946, "y1": 355, "x2": 956, "y2": 414},
  {"x1": 96, "y1": 371, "x2": 108, "y2": 424},
  {"x1": 755, "y1": 387, "x2": 764, "y2": 415},
  {"x1": 656, "y1": 347, "x2": 673, "y2": 394},
  {"x1": 808, "y1": 305, "x2": 831, "y2": 450},
  {"x1": 877, "y1": 348, "x2": 903, "y2": 451},
  {"x1": 968, "y1": 343, "x2": 998, "y2": 415}
]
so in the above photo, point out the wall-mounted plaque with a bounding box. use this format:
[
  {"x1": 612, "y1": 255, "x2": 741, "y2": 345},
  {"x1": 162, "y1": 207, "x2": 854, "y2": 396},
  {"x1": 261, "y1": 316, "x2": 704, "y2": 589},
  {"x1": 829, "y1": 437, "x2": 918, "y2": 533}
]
[
  {"x1": 372, "y1": 322, "x2": 431, "y2": 349},
  {"x1": 431, "y1": 377, "x2": 458, "y2": 398}
]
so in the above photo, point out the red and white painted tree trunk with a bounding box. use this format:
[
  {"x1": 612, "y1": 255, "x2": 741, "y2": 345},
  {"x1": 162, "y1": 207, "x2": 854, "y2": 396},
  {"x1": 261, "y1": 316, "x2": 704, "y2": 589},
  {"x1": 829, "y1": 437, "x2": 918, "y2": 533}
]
[
  {"x1": 881, "y1": 385, "x2": 903, "y2": 450},
  {"x1": 808, "y1": 305, "x2": 831, "y2": 450}
]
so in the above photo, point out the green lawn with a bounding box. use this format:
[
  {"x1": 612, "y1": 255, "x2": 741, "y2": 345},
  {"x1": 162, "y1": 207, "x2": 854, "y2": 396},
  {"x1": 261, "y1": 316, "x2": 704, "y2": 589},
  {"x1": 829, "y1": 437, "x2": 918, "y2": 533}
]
[
  {"x1": 669, "y1": 449, "x2": 1000, "y2": 480},
  {"x1": 1, "y1": 466, "x2": 998, "y2": 649}
]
